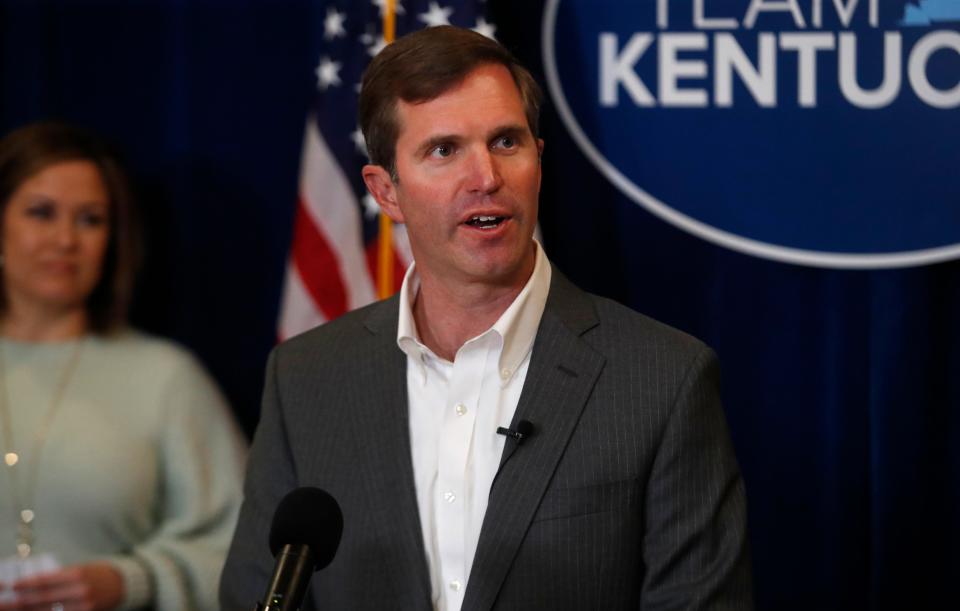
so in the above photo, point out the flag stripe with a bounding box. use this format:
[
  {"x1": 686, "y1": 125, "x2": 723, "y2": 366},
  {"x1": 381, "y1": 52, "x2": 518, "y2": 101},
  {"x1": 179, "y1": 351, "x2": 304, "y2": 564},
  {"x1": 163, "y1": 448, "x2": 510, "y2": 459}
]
[
  {"x1": 291, "y1": 198, "x2": 348, "y2": 320},
  {"x1": 298, "y1": 119, "x2": 376, "y2": 312},
  {"x1": 278, "y1": 260, "x2": 328, "y2": 340}
]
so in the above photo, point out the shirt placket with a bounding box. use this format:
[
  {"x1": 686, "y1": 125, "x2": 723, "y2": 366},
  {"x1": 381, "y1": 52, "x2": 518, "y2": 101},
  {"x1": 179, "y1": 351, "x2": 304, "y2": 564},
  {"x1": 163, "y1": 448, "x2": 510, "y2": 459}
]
[{"x1": 435, "y1": 339, "x2": 487, "y2": 610}]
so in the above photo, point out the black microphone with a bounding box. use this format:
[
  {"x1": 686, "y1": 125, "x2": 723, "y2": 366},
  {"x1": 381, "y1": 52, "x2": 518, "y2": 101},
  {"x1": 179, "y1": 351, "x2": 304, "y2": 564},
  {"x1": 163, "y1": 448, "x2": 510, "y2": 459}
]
[
  {"x1": 497, "y1": 419, "x2": 534, "y2": 443},
  {"x1": 493, "y1": 420, "x2": 536, "y2": 485},
  {"x1": 256, "y1": 487, "x2": 343, "y2": 611}
]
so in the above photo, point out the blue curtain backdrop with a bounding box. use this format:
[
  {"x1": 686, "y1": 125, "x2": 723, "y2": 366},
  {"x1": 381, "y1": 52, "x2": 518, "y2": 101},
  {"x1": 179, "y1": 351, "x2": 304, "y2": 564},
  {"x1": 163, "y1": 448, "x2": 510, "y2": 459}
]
[{"x1": 1, "y1": 1, "x2": 957, "y2": 609}]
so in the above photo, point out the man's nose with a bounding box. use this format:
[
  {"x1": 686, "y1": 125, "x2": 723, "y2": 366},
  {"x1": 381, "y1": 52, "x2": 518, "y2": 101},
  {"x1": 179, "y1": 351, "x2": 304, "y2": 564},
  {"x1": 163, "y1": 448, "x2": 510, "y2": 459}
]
[{"x1": 466, "y1": 148, "x2": 502, "y2": 194}]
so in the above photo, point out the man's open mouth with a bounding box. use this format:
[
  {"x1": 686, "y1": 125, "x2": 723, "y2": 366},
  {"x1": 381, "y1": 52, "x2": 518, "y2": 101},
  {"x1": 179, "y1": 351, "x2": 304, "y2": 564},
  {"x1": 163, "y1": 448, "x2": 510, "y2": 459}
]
[{"x1": 465, "y1": 215, "x2": 506, "y2": 230}]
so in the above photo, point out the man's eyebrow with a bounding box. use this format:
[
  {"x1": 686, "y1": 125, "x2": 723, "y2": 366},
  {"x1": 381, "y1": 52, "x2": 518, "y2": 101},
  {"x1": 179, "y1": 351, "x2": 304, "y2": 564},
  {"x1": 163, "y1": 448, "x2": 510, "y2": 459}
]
[{"x1": 491, "y1": 124, "x2": 528, "y2": 136}]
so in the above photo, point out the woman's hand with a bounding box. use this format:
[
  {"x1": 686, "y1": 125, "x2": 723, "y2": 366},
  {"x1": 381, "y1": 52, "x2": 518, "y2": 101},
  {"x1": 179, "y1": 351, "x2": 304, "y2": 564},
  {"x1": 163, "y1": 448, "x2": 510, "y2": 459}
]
[{"x1": 0, "y1": 562, "x2": 124, "y2": 611}]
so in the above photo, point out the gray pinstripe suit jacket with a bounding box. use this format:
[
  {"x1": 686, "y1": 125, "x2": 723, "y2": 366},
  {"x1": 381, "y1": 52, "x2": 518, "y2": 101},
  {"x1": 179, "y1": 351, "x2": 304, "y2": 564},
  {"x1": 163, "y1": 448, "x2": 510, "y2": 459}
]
[{"x1": 220, "y1": 269, "x2": 753, "y2": 610}]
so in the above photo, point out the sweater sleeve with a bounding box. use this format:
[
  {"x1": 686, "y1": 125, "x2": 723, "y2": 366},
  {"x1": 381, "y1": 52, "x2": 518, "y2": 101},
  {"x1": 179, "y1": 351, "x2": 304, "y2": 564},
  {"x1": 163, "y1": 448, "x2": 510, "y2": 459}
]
[{"x1": 106, "y1": 351, "x2": 247, "y2": 611}]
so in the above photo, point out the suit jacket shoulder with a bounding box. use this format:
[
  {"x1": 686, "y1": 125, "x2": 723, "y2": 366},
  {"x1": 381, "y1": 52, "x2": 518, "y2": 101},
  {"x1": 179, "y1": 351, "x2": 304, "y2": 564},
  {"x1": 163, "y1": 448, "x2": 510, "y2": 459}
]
[
  {"x1": 274, "y1": 294, "x2": 400, "y2": 369},
  {"x1": 544, "y1": 268, "x2": 712, "y2": 385}
]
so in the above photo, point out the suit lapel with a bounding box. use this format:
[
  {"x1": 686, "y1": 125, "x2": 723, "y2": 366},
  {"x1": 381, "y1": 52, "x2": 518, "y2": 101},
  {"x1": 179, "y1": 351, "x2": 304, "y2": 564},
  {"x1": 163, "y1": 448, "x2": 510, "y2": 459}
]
[
  {"x1": 348, "y1": 298, "x2": 432, "y2": 609},
  {"x1": 463, "y1": 272, "x2": 606, "y2": 611}
]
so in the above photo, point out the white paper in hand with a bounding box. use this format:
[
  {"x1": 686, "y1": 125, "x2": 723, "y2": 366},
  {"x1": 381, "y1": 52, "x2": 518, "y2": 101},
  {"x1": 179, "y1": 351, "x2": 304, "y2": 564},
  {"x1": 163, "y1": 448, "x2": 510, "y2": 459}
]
[{"x1": 0, "y1": 553, "x2": 60, "y2": 602}]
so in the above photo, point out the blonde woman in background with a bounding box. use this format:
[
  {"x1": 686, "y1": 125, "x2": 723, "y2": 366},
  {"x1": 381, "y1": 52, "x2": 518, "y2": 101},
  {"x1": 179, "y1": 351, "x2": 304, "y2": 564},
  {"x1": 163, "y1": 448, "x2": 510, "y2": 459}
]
[{"x1": 0, "y1": 122, "x2": 245, "y2": 611}]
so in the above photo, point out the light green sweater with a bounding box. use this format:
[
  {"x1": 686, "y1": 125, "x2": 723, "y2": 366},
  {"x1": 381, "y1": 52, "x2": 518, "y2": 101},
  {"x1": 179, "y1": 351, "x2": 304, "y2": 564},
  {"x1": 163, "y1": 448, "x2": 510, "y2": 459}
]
[{"x1": 0, "y1": 331, "x2": 246, "y2": 610}]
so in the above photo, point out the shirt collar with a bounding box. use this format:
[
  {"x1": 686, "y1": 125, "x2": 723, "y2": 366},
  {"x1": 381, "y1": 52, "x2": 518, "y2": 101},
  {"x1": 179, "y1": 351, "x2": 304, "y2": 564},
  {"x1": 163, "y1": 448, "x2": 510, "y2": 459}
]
[
  {"x1": 396, "y1": 240, "x2": 552, "y2": 382},
  {"x1": 396, "y1": 267, "x2": 426, "y2": 371}
]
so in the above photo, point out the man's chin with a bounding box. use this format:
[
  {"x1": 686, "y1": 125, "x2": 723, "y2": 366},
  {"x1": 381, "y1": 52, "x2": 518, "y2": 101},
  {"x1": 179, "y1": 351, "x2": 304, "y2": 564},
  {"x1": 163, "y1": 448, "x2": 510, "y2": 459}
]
[{"x1": 459, "y1": 250, "x2": 536, "y2": 289}]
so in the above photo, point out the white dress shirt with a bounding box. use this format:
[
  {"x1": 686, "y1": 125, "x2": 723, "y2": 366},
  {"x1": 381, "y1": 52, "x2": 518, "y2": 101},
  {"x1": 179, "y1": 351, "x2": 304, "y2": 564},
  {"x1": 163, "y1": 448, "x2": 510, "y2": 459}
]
[{"x1": 396, "y1": 241, "x2": 552, "y2": 611}]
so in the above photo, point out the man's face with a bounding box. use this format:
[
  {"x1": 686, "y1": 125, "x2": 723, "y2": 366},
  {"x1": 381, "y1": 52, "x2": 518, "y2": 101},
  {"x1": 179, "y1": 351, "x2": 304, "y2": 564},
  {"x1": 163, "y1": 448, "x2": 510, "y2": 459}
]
[{"x1": 364, "y1": 63, "x2": 543, "y2": 290}]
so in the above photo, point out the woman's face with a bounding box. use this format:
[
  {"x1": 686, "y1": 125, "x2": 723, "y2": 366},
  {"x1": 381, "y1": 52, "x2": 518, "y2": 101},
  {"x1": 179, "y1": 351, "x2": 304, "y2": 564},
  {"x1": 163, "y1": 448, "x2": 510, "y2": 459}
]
[{"x1": 2, "y1": 160, "x2": 110, "y2": 315}]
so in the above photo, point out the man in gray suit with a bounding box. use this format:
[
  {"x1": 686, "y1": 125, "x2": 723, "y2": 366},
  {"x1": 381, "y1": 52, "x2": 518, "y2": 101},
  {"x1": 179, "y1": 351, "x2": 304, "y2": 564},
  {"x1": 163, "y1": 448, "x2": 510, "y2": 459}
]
[{"x1": 221, "y1": 26, "x2": 752, "y2": 610}]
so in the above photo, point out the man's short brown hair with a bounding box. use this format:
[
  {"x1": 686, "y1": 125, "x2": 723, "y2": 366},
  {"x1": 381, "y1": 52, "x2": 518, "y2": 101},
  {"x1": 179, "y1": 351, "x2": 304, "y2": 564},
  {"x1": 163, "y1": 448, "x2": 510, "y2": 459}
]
[{"x1": 359, "y1": 25, "x2": 543, "y2": 178}]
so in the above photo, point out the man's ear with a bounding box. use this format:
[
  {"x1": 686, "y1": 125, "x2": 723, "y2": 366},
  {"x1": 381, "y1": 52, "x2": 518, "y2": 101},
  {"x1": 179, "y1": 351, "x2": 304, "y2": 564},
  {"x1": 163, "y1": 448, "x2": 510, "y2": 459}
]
[{"x1": 362, "y1": 164, "x2": 404, "y2": 223}]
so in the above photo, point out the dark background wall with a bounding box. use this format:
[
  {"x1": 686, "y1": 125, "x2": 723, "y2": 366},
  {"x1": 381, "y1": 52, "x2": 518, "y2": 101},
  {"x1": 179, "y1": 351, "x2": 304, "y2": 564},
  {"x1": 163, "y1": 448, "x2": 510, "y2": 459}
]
[{"x1": 1, "y1": 1, "x2": 957, "y2": 609}]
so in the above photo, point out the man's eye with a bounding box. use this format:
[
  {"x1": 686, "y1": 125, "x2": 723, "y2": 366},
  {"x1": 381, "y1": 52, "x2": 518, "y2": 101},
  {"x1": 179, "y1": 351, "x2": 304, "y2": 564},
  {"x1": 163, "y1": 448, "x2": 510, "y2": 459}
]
[
  {"x1": 495, "y1": 136, "x2": 516, "y2": 149},
  {"x1": 430, "y1": 144, "x2": 453, "y2": 158}
]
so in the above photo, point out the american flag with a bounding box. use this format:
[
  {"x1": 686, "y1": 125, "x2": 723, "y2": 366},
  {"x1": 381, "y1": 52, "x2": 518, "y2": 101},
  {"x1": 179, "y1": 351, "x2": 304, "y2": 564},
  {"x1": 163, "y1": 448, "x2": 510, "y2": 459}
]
[{"x1": 278, "y1": 1, "x2": 497, "y2": 340}]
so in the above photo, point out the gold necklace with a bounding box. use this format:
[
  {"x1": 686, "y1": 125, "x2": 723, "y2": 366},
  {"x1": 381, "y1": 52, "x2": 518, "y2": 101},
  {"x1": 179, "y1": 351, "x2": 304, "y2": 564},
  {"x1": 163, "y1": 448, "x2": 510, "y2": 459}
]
[{"x1": 0, "y1": 337, "x2": 84, "y2": 558}]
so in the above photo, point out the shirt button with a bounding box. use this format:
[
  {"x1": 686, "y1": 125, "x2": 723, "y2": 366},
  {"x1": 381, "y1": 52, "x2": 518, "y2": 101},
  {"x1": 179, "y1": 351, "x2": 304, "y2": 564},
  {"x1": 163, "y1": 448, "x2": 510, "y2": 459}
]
[
  {"x1": 443, "y1": 491, "x2": 456, "y2": 503},
  {"x1": 455, "y1": 403, "x2": 467, "y2": 416},
  {"x1": 500, "y1": 368, "x2": 511, "y2": 380},
  {"x1": 449, "y1": 579, "x2": 462, "y2": 592}
]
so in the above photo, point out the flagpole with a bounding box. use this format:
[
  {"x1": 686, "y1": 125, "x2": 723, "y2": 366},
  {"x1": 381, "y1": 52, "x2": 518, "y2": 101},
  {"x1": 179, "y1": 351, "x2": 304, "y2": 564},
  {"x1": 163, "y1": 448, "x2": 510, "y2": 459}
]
[{"x1": 377, "y1": 0, "x2": 397, "y2": 299}]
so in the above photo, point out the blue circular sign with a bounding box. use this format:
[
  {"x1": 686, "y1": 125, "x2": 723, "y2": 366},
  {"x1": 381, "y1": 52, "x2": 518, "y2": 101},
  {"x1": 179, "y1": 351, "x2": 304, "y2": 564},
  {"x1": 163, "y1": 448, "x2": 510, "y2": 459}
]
[{"x1": 542, "y1": 0, "x2": 960, "y2": 267}]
